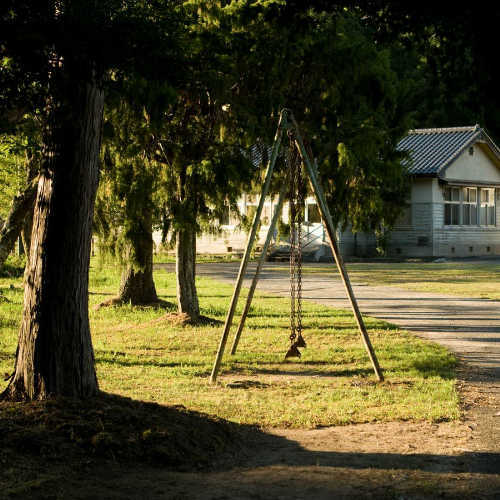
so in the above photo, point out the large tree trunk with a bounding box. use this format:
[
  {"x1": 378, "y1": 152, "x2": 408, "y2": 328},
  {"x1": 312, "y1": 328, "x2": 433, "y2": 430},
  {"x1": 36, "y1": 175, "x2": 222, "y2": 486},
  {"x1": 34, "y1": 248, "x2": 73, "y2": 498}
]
[
  {"x1": 0, "y1": 177, "x2": 37, "y2": 268},
  {"x1": 2, "y1": 75, "x2": 104, "y2": 401},
  {"x1": 176, "y1": 225, "x2": 199, "y2": 320},
  {"x1": 117, "y1": 207, "x2": 158, "y2": 305}
]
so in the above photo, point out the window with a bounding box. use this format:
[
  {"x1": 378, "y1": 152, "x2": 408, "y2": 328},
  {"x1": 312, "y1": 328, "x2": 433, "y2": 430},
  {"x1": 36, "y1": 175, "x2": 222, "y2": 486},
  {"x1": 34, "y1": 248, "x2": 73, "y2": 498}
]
[
  {"x1": 444, "y1": 187, "x2": 461, "y2": 225},
  {"x1": 443, "y1": 185, "x2": 496, "y2": 226},
  {"x1": 462, "y1": 187, "x2": 477, "y2": 225},
  {"x1": 480, "y1": 188, "x2": 495, "y2": 226}
]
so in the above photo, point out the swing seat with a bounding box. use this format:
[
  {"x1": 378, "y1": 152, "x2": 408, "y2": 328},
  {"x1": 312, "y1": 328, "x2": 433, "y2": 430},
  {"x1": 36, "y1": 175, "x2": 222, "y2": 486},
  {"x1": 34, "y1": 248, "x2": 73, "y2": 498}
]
[
  {"x1": 296, "y1": 334, "x2": 306, "y2": 348},
  {"x1": 285, "y1": 344, "x2": 302, "y2": 359}
]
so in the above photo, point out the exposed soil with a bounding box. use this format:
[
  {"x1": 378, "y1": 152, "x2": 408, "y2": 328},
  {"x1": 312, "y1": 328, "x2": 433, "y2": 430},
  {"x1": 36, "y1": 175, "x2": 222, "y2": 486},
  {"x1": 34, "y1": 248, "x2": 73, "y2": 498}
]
[{"x1": 1, "y1": 363, "x2": 499, "y2": 500}]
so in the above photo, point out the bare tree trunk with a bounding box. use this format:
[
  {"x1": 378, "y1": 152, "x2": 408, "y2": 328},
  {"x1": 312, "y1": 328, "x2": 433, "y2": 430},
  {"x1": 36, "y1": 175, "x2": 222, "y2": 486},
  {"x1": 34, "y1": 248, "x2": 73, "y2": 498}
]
[
  {"x1": 2, "y1": 75, "x2": 103, "y2": 401},
  {"x1": 176, "y1": 225, "x2": 199, "y2": 320},
  {"x1": 0, "y1": 178, "x2": 37, "y2": 268},
  {"x1": 117, "y1": 207, "x2": 158, "y2": 305}
]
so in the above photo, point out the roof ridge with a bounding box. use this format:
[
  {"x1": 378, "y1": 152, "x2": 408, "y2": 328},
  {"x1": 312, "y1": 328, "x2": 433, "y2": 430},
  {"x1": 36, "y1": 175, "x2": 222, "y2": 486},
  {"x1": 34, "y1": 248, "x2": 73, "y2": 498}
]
[{"x1": 408, "y1": 125, "x2": 479, "y2": 134}]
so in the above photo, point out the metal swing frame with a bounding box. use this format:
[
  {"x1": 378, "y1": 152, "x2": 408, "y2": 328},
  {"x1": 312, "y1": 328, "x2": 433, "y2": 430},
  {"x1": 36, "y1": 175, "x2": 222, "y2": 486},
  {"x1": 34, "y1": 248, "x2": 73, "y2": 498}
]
[{"x1": 210, "y1": 109, "x2": 384, "y2": 384}]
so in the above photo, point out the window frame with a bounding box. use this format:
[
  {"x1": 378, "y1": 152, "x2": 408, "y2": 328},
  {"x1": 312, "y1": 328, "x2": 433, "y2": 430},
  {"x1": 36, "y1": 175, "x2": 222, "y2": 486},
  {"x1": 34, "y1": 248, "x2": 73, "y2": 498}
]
[
  {"x1": 443, "y1": 185, "x2": 496, "y2": 227},
  {"x1": 479, "y1": 188, "x2": 496, "y2": 226}
]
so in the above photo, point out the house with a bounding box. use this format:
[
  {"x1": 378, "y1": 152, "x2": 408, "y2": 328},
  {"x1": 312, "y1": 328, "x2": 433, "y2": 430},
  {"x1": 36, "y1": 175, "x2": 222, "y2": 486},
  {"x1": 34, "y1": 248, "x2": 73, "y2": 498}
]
[
  {"x1": 381, "y1": 125, "x2": 500, "y2": 258},
  {"x1": 159, "y1": 125, "x2": 500, "y2": 259}
]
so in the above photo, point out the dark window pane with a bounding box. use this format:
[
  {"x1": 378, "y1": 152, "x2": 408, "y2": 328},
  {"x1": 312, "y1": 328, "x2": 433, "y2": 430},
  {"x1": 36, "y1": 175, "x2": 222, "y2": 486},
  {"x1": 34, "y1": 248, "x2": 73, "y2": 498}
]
[
  {"x1": 452, "y1": 188, "x2": 460, "y2": 202},
  {"x1": 445, "y1": 204, "x2": 451, "y2": 225},
  {"x1": 471, "y1": 206, "x2": 477, "y2": 225},
  {"x1": 463, "y1": 205, "x2": 470, "y2": 225},
  {"x1": 488, "y1": 206, "x2": 495, "y2": 225},
  {"x1": 480, "y1": 205, "x2": 487, "y2": 225},
  {"x1": 469, "y1": 188, "x2": 477, "y2": 203},
  {"x1": 452, "y1": 204, "x2": 460, "y2": 225},
  {"x1": 444, "y1": 188, "x2": 451, "y2": 201}
]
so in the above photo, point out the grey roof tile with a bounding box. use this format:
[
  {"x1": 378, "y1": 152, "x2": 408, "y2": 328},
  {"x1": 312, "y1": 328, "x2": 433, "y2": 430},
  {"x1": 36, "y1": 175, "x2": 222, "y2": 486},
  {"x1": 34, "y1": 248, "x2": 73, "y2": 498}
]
[{"x1": 397, "y1": 126, "x2": 482, "y2": 175}]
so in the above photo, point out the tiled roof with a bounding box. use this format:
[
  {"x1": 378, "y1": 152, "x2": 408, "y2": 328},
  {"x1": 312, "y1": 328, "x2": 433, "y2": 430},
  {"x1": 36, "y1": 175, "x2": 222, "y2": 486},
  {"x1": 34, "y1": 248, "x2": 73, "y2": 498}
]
[{"x1": 397, "y1": 125, "x2": 482, "y2": 175}]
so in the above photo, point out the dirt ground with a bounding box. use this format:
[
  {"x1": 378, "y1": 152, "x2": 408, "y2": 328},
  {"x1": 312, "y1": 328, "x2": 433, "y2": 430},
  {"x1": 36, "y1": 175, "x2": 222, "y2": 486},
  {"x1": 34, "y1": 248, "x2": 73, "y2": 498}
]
[{"x1": 14, "y1": 362, "x2": 494, "y2": 500}]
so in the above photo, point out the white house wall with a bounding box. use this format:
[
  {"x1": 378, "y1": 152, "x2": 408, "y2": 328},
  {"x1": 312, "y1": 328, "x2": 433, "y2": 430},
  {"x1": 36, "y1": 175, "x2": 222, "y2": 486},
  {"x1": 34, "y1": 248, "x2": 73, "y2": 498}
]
[
  {"x1": 443, "y1": 145, "x2": 500, "y2": 183},
  {"x1": 431, "y1": 145, "x2": 500, "y2": 257}
]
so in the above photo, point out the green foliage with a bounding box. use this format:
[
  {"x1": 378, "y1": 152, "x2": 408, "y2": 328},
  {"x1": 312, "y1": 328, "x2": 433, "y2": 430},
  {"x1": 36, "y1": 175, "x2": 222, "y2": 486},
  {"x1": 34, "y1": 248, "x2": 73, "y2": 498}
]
[
  {"x1": 0, "y1": 140, "x2": 23, "y2": 221},
  {"x1": 0, "y1": 117, "x2": 42, "y2": 221},
  {"x1": 148, "y1": 4, "x2": 256, "y2": 239},
  {"x1": 95, "y1": 80, "x2": 175, "y2": 270},
  {"x1": 361, "y1": 4, "x2": 500, "y2": 141},
  {"x1": 213, "y1": 3, "x2": 413, "y2": 232}
]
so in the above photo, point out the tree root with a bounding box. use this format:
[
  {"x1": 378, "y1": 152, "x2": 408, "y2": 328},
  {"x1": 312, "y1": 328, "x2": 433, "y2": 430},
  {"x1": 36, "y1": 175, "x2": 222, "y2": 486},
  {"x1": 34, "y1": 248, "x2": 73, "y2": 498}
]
[
  {"x1": 94, "y1": 297, "x2": 175, "y2": 311},
  {"x1": 161, "y1": 312, "x2": 222, "y2": 327}
]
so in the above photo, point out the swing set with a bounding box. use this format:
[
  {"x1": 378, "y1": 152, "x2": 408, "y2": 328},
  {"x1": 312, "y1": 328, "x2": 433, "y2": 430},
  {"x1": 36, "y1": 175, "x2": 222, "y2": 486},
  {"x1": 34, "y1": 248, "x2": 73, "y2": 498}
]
[{"x1": 210, "y1": 109, "x2": 384, "y2": 384}]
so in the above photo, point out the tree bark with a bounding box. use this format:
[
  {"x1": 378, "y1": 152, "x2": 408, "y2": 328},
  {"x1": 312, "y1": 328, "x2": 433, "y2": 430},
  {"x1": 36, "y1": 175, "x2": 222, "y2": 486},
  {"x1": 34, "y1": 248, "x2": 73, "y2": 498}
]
[
  {"x1": 2, "y1": 75, "x2": 104, "y2": 401},
  {"x1": 0, "y1": 177, "x2": 37, "y2": 268},
  {"x1": 117, "y1": 207, "x2": 158, "y2": 305},
  {"x1": 176, "y1": 225, "x2": 199, "y2": 320}
]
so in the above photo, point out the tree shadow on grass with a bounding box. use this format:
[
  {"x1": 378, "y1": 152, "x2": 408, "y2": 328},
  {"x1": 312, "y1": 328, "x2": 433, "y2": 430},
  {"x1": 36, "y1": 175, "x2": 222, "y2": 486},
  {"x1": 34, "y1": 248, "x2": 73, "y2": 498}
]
[
  {"x1": 222, "y1": 363, "x2": 375, "y2": 379},
  {"x1": 94, "y1": 352, "x2": 208, "y2": 371},
  {"x1": 412, "y1": 357, "x2": 457, "y2": 380}
]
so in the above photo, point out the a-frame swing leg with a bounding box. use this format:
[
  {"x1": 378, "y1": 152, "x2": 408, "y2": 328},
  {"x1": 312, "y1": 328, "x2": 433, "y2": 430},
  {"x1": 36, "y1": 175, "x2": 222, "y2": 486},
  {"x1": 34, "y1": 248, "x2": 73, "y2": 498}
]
[
  {"x1": 290, "y1": 115, "x2": 384, "y2": 382},
  {"x1": 230, "y1": 176, "x2": 289, "y2": 355},
  {"x1": 210, "y1": 110, "x2": 289, "y2": 384}
]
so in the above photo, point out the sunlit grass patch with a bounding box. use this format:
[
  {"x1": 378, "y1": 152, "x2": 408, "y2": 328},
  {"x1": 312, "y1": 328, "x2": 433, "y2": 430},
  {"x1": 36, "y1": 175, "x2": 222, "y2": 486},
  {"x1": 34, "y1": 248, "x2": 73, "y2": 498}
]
[
  {"x1": 0, "y1": 263, "x2": 459, "y2": 428},
  {"x1": 286, "y1": 261, "x2": 500, "y2": 300}
]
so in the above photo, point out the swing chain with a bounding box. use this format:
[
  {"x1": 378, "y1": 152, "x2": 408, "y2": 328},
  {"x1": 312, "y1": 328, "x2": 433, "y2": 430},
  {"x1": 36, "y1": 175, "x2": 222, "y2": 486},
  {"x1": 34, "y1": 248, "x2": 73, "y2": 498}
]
[
  {"x1": 286, "y1": 134, "x2": 306, "y2": 358},
  {"x1": 288, "y1": 136, "x2": 297, "y2": 345}
]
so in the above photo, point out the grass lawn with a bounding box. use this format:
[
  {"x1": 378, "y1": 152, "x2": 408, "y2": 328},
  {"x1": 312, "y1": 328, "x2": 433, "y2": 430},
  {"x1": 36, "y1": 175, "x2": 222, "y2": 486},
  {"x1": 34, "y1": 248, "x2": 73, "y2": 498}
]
[{"x1": 0, "y1": 262, "x2": 459, "y2": 428}]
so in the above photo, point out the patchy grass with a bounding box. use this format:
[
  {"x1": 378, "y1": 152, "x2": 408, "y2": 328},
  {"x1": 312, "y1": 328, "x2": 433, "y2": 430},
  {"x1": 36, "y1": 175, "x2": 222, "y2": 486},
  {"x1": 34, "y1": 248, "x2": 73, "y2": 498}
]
[
  {"x1": 0, "y1": 262, "x2": 459, "y2": 429},
  {"x1": 264, "y1": 260, "x2": 500, "y2": 300}
]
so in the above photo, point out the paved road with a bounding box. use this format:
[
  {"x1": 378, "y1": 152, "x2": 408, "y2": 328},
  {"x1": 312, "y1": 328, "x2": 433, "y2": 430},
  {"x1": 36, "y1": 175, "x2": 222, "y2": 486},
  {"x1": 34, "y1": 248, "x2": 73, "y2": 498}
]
[{"x1": 194, "y1": 262, "x2": 500, "y2": 379}]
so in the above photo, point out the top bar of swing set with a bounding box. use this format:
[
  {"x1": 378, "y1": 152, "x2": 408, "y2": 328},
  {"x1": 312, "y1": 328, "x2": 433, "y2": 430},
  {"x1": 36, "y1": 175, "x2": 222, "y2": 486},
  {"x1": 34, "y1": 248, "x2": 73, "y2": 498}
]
[{"x1": 209, "y1": 109, "x2": 384, "y2": 384}]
